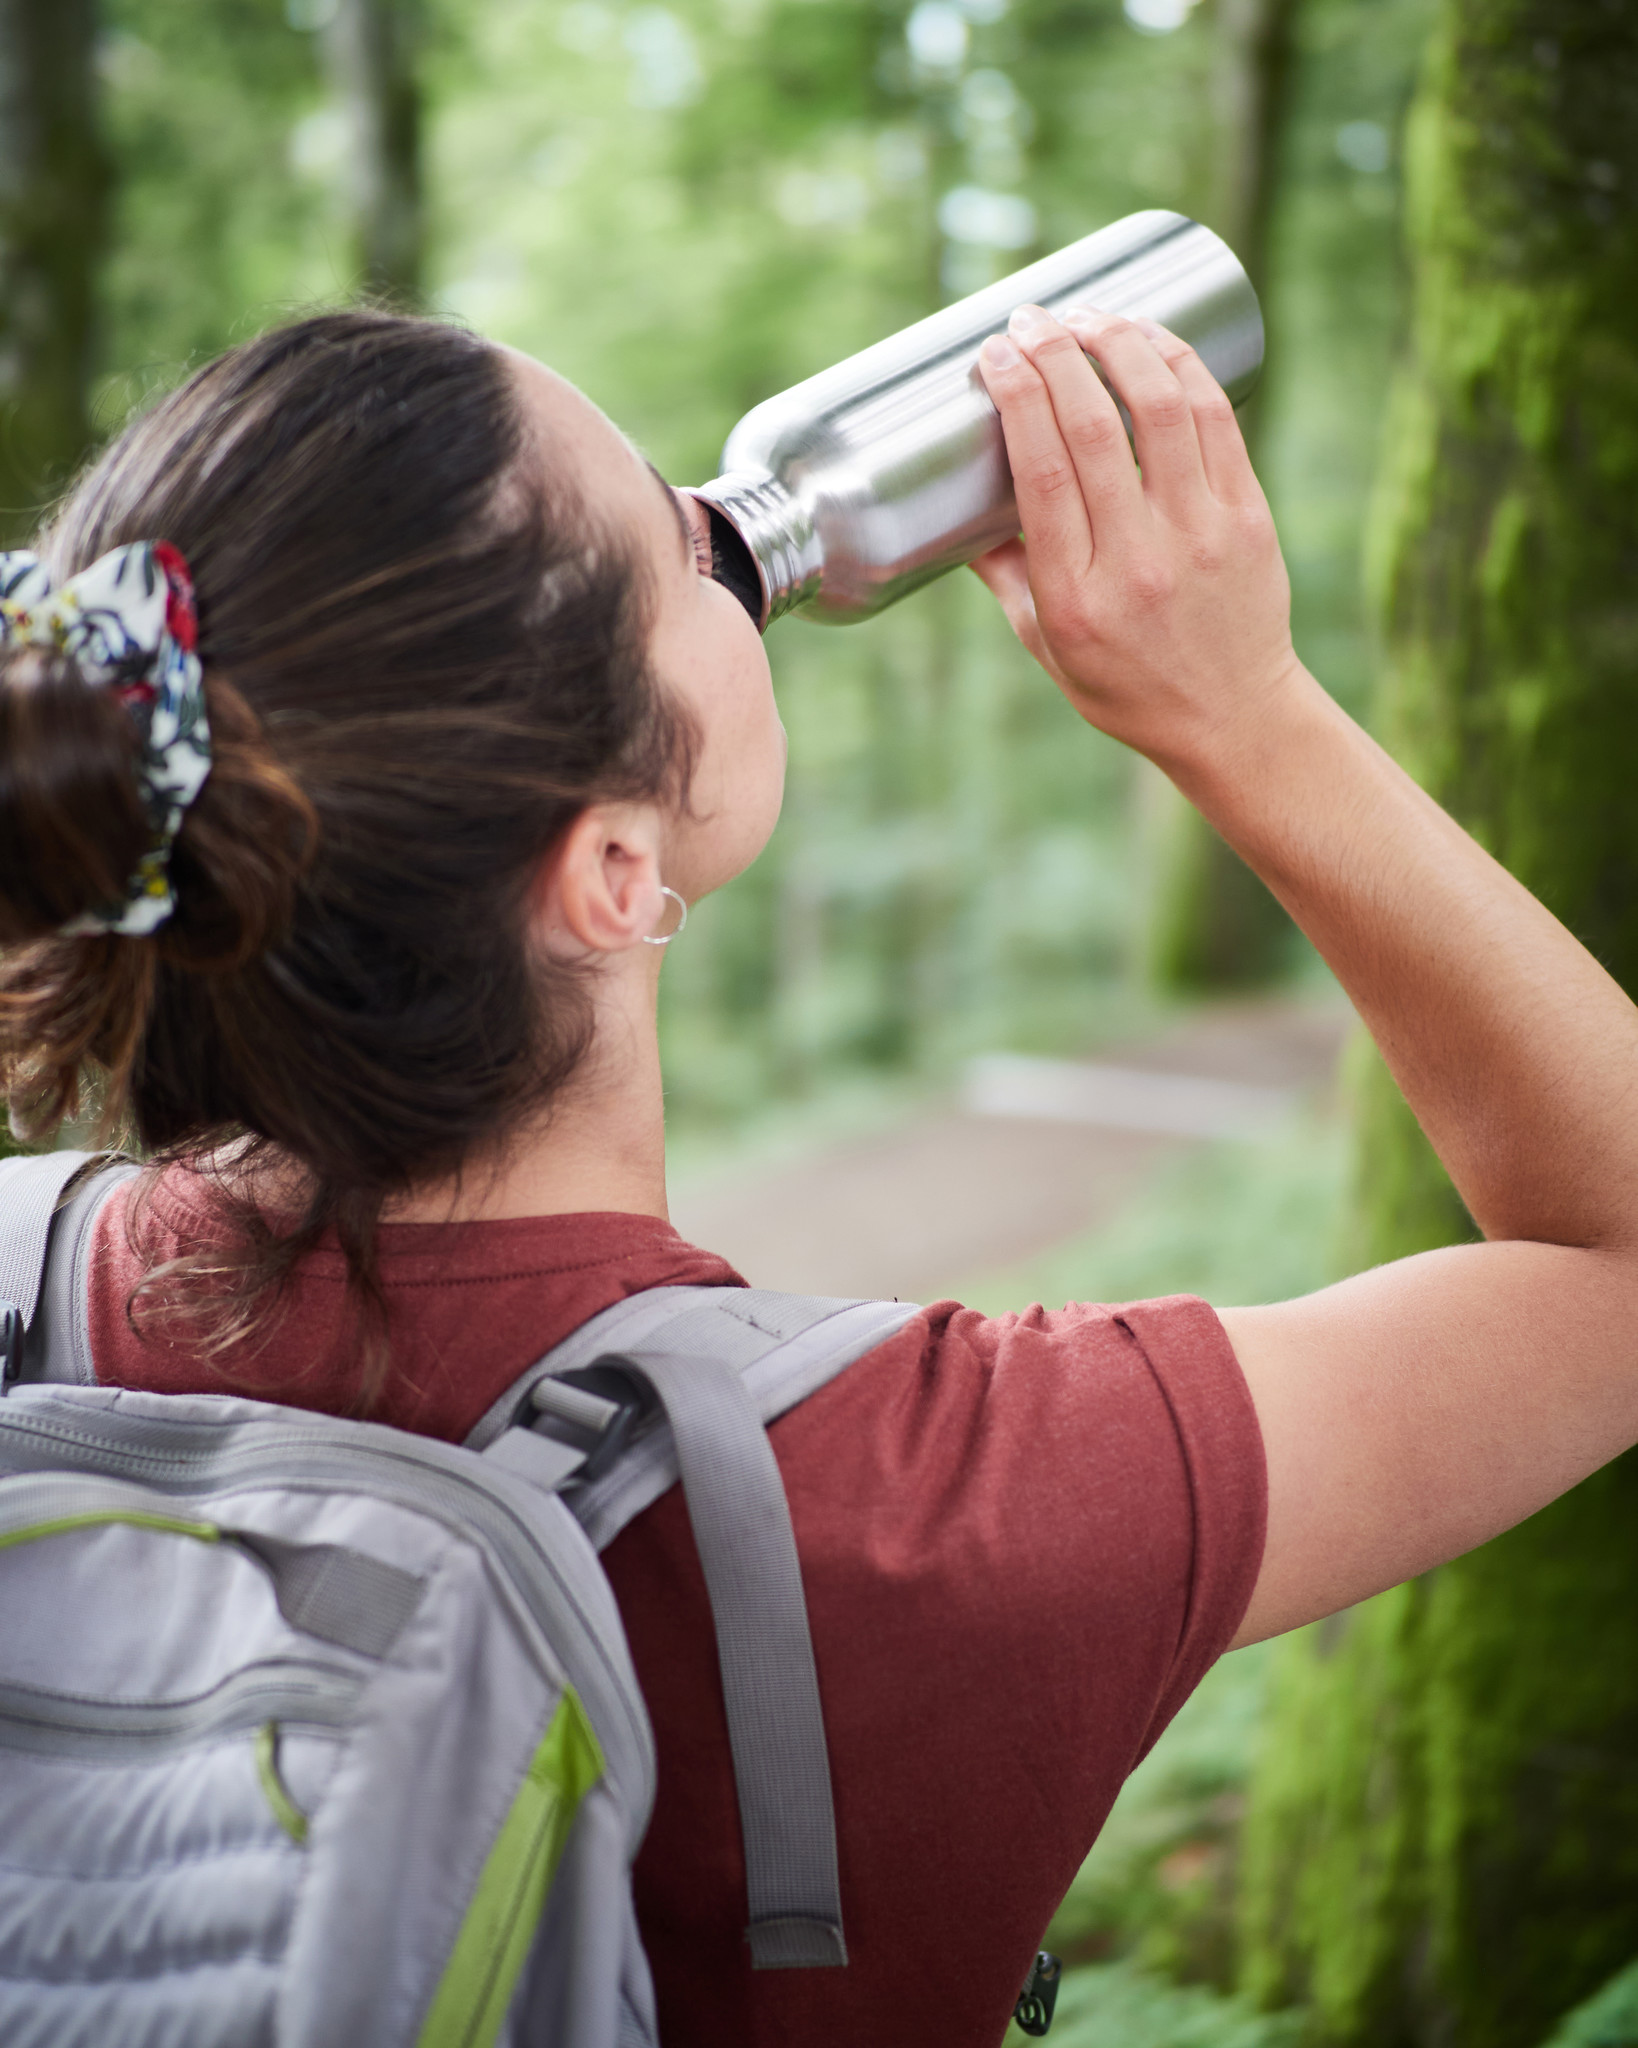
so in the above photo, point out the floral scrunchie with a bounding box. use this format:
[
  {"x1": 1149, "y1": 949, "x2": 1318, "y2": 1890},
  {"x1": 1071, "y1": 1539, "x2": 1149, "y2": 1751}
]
[{"x1": 0, "y1": 541, "x2": 211, "y2": 937}]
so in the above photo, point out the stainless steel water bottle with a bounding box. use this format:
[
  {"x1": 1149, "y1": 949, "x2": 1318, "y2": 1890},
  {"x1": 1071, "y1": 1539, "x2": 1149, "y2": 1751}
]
[{"x1": 690, "y1": 210, "x2": 1262, "y2": 631}]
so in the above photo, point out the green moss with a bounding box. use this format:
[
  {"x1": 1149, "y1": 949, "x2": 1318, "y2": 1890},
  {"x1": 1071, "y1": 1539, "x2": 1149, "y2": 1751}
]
[
  {"x1": 1417, "y1": 1471, "x2": 1638, "y2": 2043},
  {"x1": 1147, "y1": 802, "x2": 1298, "y2": 995},
  {"x1": 1238, "y1": 1588, "x2": 1430, "y2": 2045},
  {"x1": 1334, "y1": 1035, "x2": 1474, "y2": 1274},
  {"x1": 1240, "y1": 3, "x2": 1638, "y2": 2042}
]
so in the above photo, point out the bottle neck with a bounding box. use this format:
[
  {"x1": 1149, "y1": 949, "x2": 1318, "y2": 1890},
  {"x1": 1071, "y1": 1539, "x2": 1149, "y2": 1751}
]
[{"x1": 687, "y1": 471, "x2": 823, "y2": 630}]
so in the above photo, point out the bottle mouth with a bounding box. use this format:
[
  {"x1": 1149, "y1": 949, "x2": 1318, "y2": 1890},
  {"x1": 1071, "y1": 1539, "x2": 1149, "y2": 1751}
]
[
  {"x1": 685, "y1": 475, "x2": 823, "y2": 632},
  {"x1": 701, "y1": 501, "x2": 765, "y2": 631},
  {"x1": 682, "y1": 484, "x2": 772, "y2": 633}
]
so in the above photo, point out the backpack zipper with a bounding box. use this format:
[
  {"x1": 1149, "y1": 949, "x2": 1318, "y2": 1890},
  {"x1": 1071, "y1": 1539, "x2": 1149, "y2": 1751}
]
[{"x1": 0, "y1": 1655, "x2": 362, "y2": 1763}]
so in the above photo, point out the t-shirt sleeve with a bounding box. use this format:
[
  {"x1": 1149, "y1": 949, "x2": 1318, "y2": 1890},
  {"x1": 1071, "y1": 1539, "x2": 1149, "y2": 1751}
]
[
  {"x1": 1111, "y1": 1294, "x2": 1267, "y2": 1754},
  {"x1": 820, "y1": 1290, "x2": 1267, "y2": 1777}
]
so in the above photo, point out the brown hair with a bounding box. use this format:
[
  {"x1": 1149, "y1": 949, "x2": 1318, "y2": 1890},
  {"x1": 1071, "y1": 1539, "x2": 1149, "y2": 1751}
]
[{"x1": 0, "y1": 310, "x2": 690, "y2": 1396}]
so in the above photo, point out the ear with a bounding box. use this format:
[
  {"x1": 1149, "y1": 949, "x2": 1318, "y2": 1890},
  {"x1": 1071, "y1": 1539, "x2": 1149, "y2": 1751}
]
[{"x1": 536, "y1": 803, "x2": 667, "y2": 956}]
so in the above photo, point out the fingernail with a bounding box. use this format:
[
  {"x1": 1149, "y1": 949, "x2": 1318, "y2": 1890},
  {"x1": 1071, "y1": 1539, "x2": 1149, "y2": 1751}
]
[
  {"x1": 1060, "y1": 303, "x2": 1108, "y2": 328},
  {"x1": 1134, "y1": 316, "x2": 1172, "y2": 342},
  {"x1": 1008, "y1": 303, "x2": 1052, "y2": 337},
  {"x1": 981, "y1": 333, "x2": 1022, "y2": 369}
]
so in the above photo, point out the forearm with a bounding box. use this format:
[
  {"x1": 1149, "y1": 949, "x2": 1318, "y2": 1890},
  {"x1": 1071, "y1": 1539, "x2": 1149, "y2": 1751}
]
[
  {"x1": 974, "y1": 293, "x2": 1638, "y2": 1252},
  {"x1": 1173, "y1": 667, "x2": 1638, "y2": 1256},
  {"x1": 976, "y1": 300, "x2": 1638, "y2": 1636}
]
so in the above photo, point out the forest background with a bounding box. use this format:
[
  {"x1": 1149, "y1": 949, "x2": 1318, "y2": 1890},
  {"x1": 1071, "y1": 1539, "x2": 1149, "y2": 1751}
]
[{"x1": 5, "y1": 0, "x2": 1638, "y2": 2044}]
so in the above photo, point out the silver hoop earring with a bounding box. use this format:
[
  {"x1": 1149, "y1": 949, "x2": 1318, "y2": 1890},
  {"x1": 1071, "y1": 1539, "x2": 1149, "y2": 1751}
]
[{"x1": 643, "y1": 884, "x2": 689, "y2": 946}]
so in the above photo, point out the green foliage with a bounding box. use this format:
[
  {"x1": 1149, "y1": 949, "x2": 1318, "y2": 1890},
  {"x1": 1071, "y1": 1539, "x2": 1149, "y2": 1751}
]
[
  {"x1": 1045, "y1": 1645, "x2": 1278, "y2": 1988},
  {"x1": 0, "y1": 1, "x2": 110, "y2": 535},
  {"x1": 1006, "y1": 1956, "x2": 1305, "y2": 2048},
  {"x1": 1541, "y1": 1961, "x2": 1638, "y2": 2048},
  {"x1": 97, "y1": 0, "x2": 331, "y2": 418}
]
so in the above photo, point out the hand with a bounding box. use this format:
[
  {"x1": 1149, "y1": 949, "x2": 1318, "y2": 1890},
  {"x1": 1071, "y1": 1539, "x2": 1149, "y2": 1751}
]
[{"x1": 972, "y1": 303, "x2": 1304, "y2": 780}]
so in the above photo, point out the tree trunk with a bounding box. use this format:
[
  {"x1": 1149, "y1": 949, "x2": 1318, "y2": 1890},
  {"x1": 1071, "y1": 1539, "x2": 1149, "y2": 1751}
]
[
  {"x1": 1238, "y1": 6, "x2": 1638, "y2": 2044},
  {"x1": 1147, "y1": 0, "x2": 1299, "y2": 993},
  {"x1": 0, "y1": 0, "x2": 109, "y2": 540},
  {"x1": 324, "y1": 0, "x2": 424, "y2": 306}
]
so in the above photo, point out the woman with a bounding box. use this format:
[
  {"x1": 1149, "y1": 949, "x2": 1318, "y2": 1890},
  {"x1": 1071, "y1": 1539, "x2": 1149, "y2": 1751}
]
[{"x1": 2, "y1": 302, "x2": 1636, "y2": 2046}]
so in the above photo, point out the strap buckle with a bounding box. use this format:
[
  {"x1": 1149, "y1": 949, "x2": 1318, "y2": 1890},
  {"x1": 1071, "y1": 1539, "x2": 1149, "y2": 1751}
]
[
  {"x1": 527, "y1": 1356, "x2": 653, "y2": 1485},
  {"x1": 0, "y1": 1298, "x2": 21, "y2": 1393}
]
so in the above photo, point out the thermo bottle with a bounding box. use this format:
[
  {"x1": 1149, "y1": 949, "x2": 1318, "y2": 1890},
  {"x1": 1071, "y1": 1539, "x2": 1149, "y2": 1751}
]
[{"x1": 690, "y1": 209, "x2": 1262, "y2": 631}]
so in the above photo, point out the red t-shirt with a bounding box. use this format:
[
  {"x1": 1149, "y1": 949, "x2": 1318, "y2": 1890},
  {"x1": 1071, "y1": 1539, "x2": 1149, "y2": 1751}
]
[{"x1": 89, "y1": 1169, "x2": 1265, "y2": 2048}]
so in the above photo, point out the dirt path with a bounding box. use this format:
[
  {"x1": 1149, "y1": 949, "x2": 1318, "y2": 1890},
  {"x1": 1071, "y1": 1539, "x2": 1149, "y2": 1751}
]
[{"x1": 668, "y1": 996, "x2": 1352, "y2": 1300}]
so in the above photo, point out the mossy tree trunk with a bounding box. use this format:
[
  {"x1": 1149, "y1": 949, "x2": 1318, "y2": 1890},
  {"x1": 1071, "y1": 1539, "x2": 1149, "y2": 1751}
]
[
  {"x1": 1146, "y1": 0, "x2": 1299, "y2": 993},
  {"x1": 0, "y1": 0, "x2": 110, "y2": 541},
  {"x1": 324, "y1": 0, "x2": 425, "y2": 306},
  {"x1": 1238, "y1": 6, "x2": 1638, "y2": 2045}
]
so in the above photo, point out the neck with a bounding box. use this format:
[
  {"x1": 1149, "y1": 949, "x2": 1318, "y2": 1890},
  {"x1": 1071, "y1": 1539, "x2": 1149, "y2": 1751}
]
[{"x1": 388, "y1": 950, "x2": 670, "y2": 1225}]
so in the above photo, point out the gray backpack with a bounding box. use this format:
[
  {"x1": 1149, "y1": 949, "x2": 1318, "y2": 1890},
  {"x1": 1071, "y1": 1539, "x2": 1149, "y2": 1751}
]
[{"x1": 0, "y1": 1150, "x2": 916, "y2": 2048}]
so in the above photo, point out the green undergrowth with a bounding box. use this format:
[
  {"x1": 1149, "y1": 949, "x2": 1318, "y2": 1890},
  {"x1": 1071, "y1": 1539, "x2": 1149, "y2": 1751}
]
[
  {"x1": 1002, "y1": 1954, "x2": 1304, "y2": 2048},
  {"x1": 1541, "y1": 1961, "x2": 1638, "y2": 2048},
  {"x1": 1043, "y1": 1646, "x2": 1276, "y2": 1985}
]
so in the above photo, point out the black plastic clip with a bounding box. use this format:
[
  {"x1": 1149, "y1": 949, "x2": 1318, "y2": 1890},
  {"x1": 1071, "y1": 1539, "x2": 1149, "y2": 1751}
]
[
  {"x1": 1013, "y1": 1951, "x2": 1061, "y2": 2037},
  {"x1": 0, "y1": 1299, "x2": 22, "y2": 1394},
  {"x1": 528, "y1": 1356, "x2": 653, "y2": 1486}
]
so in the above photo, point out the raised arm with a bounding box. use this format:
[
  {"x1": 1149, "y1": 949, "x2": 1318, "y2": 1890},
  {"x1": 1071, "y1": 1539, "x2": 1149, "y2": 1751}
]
[{"x1": 974, "y1": 304, "x2": 1638, "y2": 1648}]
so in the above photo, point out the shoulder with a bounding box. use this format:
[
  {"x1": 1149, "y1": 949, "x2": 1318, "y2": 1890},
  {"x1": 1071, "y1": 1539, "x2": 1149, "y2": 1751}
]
[{"x1": 783, "y1": 1291, "x2": 1259, "y2": 1486}]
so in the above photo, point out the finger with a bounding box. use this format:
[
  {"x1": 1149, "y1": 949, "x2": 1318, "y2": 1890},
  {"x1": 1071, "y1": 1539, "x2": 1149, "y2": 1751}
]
[
  {"x1": 1058, "y1": 307, "x2": 1210, "y2": 521},
  {"x1": 1132, "y1": 317, "x2": 1263, "y2": 507},
  {"x1": 1004, "y1": 305, "x2": 1146, "y2": 539},
  {"x1": 970, "y1": 536, "x2": 1029, "y2": 609},
  {"x1": 977, "y1": 332, "x2": 1095, "y2": 592},
  {"x1": 971, "y1": 540, "x2": 1073, "y2": 689}
]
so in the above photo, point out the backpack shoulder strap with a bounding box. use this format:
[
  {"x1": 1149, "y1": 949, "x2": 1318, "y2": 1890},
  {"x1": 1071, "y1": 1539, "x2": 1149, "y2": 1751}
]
[
  {"x1": 472, "y1": 1285, "x2": 918, "y2": 1975},
  {"x1": 468, "y1": 1285, "x2": 916, "y2": 1547},
  {"x1": 620, "y1": 1341, "x2": 849, "y2": 1971},
  {"x1": 0, "y1": 1151, "x2": 141, "y2": 1388}
]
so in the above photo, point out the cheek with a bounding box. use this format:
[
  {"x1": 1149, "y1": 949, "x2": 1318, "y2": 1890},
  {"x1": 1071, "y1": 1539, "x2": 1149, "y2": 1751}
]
[
  {"x1": 702, "y1": 609, "x2": 778, "y2": 769},
  {"x1": 654, "y1": 591, "x2": 783, "y2": 887},
  {"x1": 700, "y1": 670, "x2": 785, "y2": 878}
]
